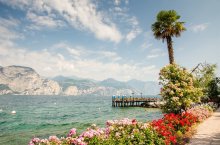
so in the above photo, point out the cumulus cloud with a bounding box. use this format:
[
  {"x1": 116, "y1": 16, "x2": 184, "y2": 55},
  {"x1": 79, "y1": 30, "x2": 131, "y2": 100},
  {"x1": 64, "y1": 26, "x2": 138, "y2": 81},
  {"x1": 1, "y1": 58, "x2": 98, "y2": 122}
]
[
  {"x1": 0, "y1": 1, "x2": 159, "y2": 81},
  {"x1": 0, "y1": 0, "x2": 122, "y2": 43},
  {"x1": 0, "y1": 42, "x2": 158, "y2": 81},
  {"x1": 190, "y1": 23, "x2": 208, "y2": 32},
  {"x1": 0, "y1": 21, "x2": 157, "y2": 82}
]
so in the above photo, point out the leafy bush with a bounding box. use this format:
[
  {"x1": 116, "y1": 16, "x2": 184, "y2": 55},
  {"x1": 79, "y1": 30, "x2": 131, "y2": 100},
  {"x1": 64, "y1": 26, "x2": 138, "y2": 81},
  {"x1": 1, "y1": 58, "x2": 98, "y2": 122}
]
[
  {"x1": 159, "y1": 64, "x2": 203, "y2": 113},
  {"x1": 192, "y1": 63, "x2": 217, "y2": 97},
  {"x1": 207, "y1": 77, "x2": 220, "y2": 103}
]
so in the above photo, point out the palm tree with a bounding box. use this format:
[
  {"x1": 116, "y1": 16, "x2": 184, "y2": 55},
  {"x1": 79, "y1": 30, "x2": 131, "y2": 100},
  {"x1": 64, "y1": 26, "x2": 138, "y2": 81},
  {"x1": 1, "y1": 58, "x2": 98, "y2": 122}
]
[{"x1": 151, "y1": 10, "x2": 186, "y2": 64}]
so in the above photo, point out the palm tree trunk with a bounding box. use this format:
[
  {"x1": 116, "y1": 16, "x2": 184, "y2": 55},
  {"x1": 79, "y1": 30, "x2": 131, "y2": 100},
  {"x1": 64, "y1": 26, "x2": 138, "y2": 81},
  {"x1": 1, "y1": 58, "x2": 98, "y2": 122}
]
[{"x1": 166, "y1": 36, "x2": 174, "y2": 64}]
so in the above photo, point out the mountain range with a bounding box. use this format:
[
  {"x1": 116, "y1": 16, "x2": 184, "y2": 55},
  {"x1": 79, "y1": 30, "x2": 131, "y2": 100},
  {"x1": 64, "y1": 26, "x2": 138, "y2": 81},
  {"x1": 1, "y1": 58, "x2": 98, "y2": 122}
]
[{"x1": 0, "y1": 66, "x2": 160, "y2": 96}]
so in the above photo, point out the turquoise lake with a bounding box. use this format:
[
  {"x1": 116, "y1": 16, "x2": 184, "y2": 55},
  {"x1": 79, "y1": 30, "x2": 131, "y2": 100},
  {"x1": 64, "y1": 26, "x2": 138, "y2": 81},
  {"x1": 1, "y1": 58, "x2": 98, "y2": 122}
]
[{"x1": 0, "y1": 95, "x2": 163, "y2": 145}]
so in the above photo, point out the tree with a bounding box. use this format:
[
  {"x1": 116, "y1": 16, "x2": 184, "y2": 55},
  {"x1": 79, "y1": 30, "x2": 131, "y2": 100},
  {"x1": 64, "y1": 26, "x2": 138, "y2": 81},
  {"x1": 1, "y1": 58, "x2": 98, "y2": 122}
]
[
  {"x1": 152, "y1": 10, "x2": 186, "y2": 64},
  {"x1": 207, "y1": 77, "x2": 220, "y2": 102},
  {"x1": 192, "y1": 63, "x2": 217, "y2": 96},
  {"x1": 159, "y1": 64, "x2": 203, "y2": 114}
]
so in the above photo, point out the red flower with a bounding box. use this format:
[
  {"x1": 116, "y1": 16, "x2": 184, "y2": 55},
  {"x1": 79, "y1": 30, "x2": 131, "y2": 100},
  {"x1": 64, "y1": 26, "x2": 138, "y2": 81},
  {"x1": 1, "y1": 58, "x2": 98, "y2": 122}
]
[{"x1": 169, "y1": 135, "x2": 177, "y2": 143}]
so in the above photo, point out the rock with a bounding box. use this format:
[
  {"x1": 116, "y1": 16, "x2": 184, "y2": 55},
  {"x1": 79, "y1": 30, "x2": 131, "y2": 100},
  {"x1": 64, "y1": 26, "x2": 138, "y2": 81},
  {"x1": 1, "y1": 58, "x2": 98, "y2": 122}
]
[
  {"x1": 64, "y1": 86, "x2": 78, "y2": 96},
  {"x1": 0, "y1": 66, "x2": 61, "y2": 95}
]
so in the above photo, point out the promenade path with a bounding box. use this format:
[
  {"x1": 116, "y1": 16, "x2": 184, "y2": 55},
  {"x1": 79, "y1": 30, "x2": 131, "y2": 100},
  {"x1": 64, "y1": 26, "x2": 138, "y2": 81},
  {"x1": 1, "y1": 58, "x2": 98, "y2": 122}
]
[{"x1": 189, "y1": 108, "x2": 220, "y2": 145}]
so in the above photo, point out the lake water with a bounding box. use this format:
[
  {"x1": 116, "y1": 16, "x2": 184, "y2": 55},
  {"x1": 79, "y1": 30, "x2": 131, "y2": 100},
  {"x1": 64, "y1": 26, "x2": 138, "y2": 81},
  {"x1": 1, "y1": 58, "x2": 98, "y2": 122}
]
[{"x1": 0, "y1": 95, "x2": 163, "y2": 145}]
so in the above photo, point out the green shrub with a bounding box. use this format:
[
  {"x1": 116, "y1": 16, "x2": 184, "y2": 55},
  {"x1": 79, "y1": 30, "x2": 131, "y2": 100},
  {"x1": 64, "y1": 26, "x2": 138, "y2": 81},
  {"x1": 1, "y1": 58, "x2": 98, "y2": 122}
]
[{"x1": 159, "y1": 64, "x2": 203, "y2": 113}]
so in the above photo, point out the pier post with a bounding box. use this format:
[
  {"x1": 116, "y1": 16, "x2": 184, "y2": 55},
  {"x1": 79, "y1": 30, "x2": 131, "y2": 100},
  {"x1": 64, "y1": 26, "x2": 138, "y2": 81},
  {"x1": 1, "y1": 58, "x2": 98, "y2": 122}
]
[
  {"x1": 112, "y1": 96, "x2": 115, "y2": 107},
  {"x1": 122, "y1": 96, "x2": 124, "y2": 107}
]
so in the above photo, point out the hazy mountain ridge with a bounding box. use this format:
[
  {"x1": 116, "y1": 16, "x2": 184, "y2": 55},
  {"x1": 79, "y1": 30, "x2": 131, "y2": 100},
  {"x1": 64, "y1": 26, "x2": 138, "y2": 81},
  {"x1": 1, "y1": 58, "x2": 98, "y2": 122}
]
[
  {"x1": 0, "y1": 66, "x2": 61, "y2": 95},
  {"x1": 0, "y1": 66, "x2": 160, "y2": 96}
]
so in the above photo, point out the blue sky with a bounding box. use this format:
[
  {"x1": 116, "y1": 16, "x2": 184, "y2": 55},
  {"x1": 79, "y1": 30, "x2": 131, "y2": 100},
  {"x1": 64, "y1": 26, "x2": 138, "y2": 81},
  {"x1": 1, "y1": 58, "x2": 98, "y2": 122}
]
[{"x1": 0, "y1": 0, "x2": 219, "y2": 81}]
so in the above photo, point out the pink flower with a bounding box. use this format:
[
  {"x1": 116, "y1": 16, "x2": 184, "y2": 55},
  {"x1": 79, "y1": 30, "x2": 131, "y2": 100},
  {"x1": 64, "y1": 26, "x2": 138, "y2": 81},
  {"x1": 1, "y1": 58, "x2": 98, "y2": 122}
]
[
  {"x1": 29, "y1": 137, "x2": 40, "y2": 145},
  {"x1": 48, "y1": 136, "x2": 60, "y2": 144},
  {"x1": 72, "y1": 137, "x2": 87, "y2": 145},
  {"x1": 40, "y1": 139, "x2": 49, "y2": 144},
  {"x1": 68, "y1": 128, "x2": 77, "y2": 137}
]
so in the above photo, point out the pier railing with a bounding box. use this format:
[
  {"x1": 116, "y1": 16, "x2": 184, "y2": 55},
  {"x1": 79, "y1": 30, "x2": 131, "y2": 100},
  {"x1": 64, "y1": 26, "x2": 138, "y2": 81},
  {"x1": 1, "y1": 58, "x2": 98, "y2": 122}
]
[{"x1": 112, "y1": 96, "x2": 161, "y2": 107}]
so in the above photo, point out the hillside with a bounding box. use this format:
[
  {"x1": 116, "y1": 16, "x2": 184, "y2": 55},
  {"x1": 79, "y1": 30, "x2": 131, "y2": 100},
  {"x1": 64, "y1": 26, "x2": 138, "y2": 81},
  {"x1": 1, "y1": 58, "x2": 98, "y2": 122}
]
[{"x1": 0, "y1": 66, "x2": 160, "y2": 96}]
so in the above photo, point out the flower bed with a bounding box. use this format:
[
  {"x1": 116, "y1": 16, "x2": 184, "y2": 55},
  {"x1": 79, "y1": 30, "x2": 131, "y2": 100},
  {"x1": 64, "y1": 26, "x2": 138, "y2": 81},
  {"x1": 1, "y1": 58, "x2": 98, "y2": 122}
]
[
  {"x1": 187, "y1": 104, "x2": 213, "y2": 122},
  {"x1": 29, "y1": 105, "x2": 213, "y2": 145},
  {"x1": 151, "y1": 112, "x2": 198, "y2": 145}
]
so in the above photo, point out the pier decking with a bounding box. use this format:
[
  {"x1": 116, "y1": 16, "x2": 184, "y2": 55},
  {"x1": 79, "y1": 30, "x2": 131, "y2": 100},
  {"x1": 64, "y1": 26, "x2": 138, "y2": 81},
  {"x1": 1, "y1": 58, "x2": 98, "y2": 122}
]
[{"x1": 112, "y1": 96, "x2": 161, "y2": 107}]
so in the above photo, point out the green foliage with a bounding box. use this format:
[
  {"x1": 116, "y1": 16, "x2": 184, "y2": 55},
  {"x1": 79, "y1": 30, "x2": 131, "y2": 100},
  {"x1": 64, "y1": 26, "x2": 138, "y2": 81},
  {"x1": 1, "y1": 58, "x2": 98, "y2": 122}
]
[
  {"x1": 151, "y1": 10, "x2": 186, "y2": 64},
  {"x1": 207, "y1": 77, "x2": 220, "y2": 102},
  {"x1": 193, "y1": 63, "x2": 217, "y2": 96},
  {"x1": 159, "y1": 64, "x2": 203, "y2": 114},
  {"x1": 151, "y1": 10, "x2": 186, "y2": 41}
]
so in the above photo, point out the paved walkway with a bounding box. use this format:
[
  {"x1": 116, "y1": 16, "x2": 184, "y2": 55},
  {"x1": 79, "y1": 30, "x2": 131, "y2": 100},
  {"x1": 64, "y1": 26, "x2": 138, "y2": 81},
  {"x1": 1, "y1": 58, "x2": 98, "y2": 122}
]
[{"x1": 189, "y1": 108, "x2": 220, "y2": 145}]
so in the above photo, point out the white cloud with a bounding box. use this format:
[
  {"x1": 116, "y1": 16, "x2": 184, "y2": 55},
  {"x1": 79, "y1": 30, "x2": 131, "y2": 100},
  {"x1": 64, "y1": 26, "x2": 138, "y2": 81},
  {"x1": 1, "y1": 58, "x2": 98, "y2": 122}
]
[
  {"x1": 52, "y1": 42, "x2": 83, "y2": 58},
  {"x1": 125, "y1": 16, "x2": 142, "y2": 42},
  {"x1": 97, "y1": 51, "x2": 122, "y2": 61},
  {"x1": 141, "y1": 42, "x2": 153, "y2": 50},
  {"x1": 0, "y1": 43, "x2": 159, "y2": 81},
  {"x1": 147, "y1": 54, "x2": 159, "y2": 59},
  {"x1": 114, "y1": 0, "x2": 121, "y2": 5},
  {"x1": 147, "y1": 48, "x2": 166, "y2": 59},
  {"x1": 126, "y1": 28, "x2": 142, "y2": 42},
  {"x1": 0, "y1": 0, "x2": 123, "y2": 43},
  {"x1": 0, "y1": 18, "x2": 22, "y2": 40},
  {"x1": 0, "y1": 17, "x2": 19, "y2": 27},
  {"x1": 26, "y1": 12, "x2": 64, "y2": 28},
  {"x1": 0, "y1": 30, "x2": 158, "y2": 81},
  {"x1": 0, "y1": 25, "x2": 19, "y2": 40},
  {"x1": 107, "y1": 6, "x2": 142, "y2": 42},
  {"x1": 190, "y1": 23, "x2": 208, "y2": 33},
  {"x1": 140, "y1": 31, "x2": 154, "y2": 51},
  {"x1": 0, "y1": 19, "x2": 157, "y2": 81},
  {"x1": 114, "y1": 0, "x2": 129, "y2": 5},
  {"x1": 52, "y1": 42, "x2": 121, "y2": 62}
]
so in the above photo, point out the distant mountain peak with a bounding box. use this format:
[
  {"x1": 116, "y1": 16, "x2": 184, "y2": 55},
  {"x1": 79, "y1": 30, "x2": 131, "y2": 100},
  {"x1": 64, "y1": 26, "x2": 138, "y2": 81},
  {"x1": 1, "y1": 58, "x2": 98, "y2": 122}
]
[
  {"x1": 0, "y1": 65, "x2": 160, "y2": 96},
  {"x1": 102, "y1": 78, "x2": 120, "y2": 82}
]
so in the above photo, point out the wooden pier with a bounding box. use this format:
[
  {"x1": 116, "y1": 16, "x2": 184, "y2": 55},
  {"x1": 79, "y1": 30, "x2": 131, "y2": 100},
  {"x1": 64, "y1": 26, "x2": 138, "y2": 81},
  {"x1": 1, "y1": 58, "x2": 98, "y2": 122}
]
[{"x1": 112, "y1": 96, "x2": 162, "y2": 107}]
